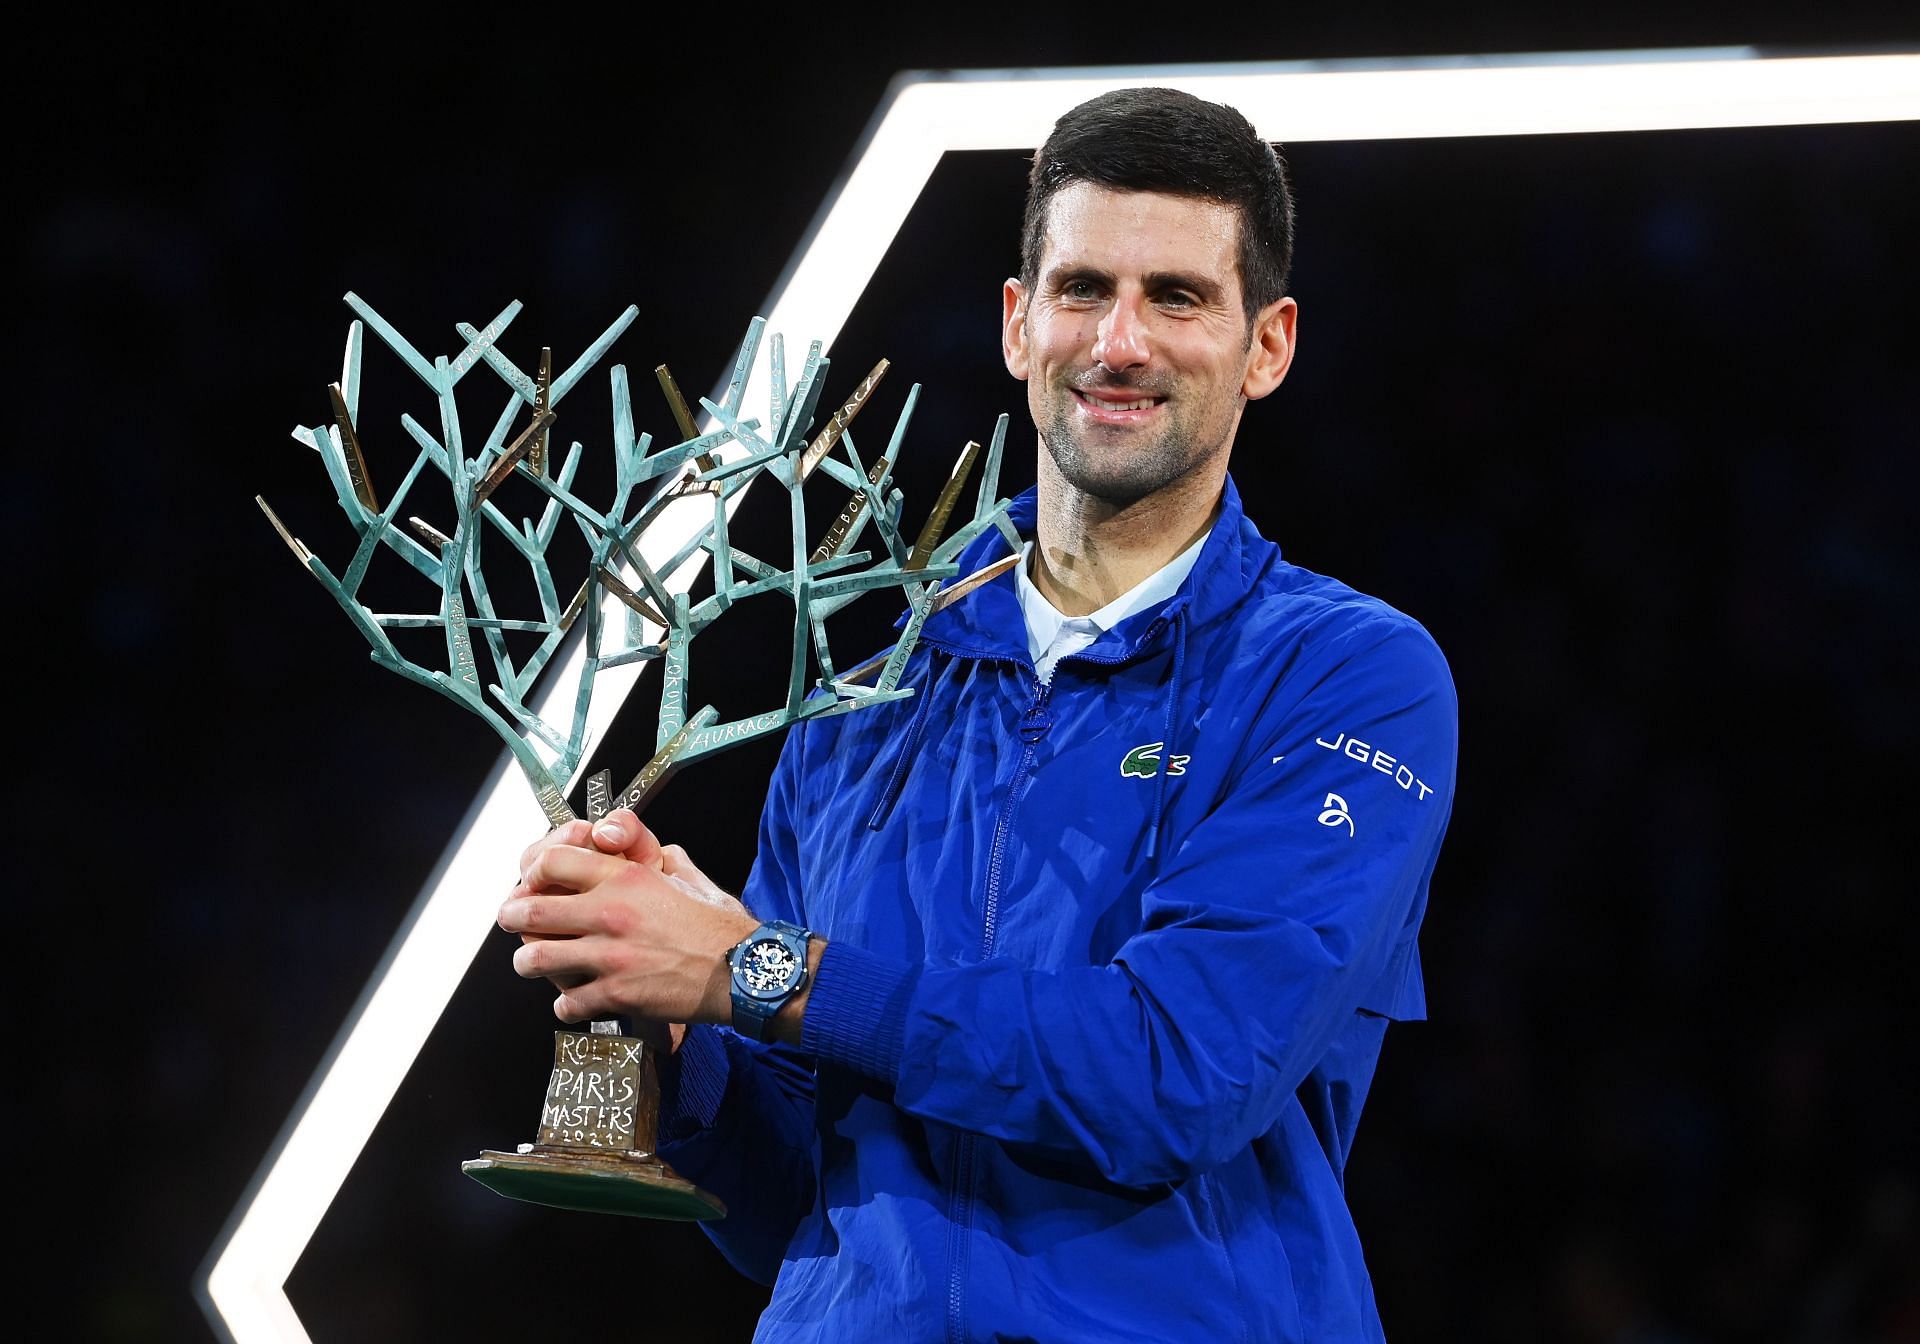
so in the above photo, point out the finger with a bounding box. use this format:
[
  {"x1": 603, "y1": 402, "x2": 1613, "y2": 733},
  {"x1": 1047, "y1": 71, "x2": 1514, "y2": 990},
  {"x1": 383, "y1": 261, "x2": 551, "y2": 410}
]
[
  {"x1": 553, "y1": 988, "x2": 594, "y2": 1024},
  {"x1": 499, "y1": 889, "x2": 596, "y2": 937},
  {"x1": 516, "y1": 930, "x2": 590, "y2": 991},
  {"x1": 662, "y1": 869, "x2": 747, "y2": 914},
  {"x1": 660, "y1": 842, "x2": 720, "y2": 891},
  {"x1": 522, "y1": 842, "x2": 629, "y2": 896},
  {"x1": 513, "y1": 933, "x2": 602, "y2": 983},
  {"x1": 590, "y1": 808, "x2": 664, "y2": 866},
  {"x1": 520, "y1": 819, "x2": 592, "y2": 880},
  {"x1": 659, "y1": 845, "x2": 745, "y2": 911},
  {"x1": 546, "y1": 969, "x2": 614, "y2": 1022}
]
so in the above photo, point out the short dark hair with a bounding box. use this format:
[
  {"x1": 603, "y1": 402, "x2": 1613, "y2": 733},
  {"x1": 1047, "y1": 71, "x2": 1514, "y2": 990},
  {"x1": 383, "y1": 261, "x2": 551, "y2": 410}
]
[{"x1": 1020, "y1": 87, "x2": 1296, "y2": 322}]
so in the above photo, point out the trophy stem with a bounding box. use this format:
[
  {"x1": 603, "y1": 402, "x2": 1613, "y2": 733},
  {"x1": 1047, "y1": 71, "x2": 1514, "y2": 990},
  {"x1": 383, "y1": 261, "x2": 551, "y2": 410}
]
[{"x1": 464, "y1": 1023, "x2": 725, "y2": 1220}]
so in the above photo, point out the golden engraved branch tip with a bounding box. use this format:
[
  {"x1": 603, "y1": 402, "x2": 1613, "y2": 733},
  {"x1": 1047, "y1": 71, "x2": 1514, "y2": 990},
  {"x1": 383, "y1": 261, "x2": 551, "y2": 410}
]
[
  {"x1": 256, "y1": 496, "x2": 314, "y2": 567},
  {"x1": 809, "y1": 455, "x2": 891, "y2": 566},
  {"x1": 595, "y1": 565, "x2": 669, "y2": 628},
  {"x1": 328, "y1": 382, "x2": 379, "y2": 512},
  {"x1": 656, "y1": 363, "x2": 716, "y2": 476},
  {"x1": 531, "y1": 347, "x2": 552, "y2": 477},
  {"x1": 407, "y1": 516, "x2": 453, "y2": 551},
  {"x1": 800, "y1": 358, "x2": 889, "y2": 481},
  {"x1": 906, "y1": 439, "x2": 981, "y2": 571},
  {"x1": 839, "y1": 554, "x2": 1021, "y2": 685},
  {"x1": 475, "y1": 409, "x2": 558, "y2": 506},
  {"x1": 559, "y1": 576, "x2": 592, "y2": 632}
]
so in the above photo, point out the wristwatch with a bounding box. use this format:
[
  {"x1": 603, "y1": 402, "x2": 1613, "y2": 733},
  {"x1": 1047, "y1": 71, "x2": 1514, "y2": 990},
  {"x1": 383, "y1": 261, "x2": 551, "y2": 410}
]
[{"x1": 726, "y1": 919, "x2": 814, "y2": 1042}]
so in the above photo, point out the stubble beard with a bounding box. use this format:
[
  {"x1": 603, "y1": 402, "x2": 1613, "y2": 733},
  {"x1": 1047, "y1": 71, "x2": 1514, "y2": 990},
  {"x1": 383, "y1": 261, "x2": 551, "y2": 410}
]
[{"x1": 1036, "y1": 374, "x2": 1208, "y2": 508}]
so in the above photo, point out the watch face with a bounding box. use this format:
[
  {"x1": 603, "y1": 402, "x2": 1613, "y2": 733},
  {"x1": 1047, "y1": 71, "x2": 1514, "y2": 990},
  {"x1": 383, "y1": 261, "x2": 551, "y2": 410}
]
[{"x1": 739, "y1": 940, "x2": 800, "y2": 996}]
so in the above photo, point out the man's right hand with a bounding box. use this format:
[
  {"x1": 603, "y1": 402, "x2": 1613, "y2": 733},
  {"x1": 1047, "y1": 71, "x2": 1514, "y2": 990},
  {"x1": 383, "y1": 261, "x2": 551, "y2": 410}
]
[{"x1": 512, "y1": 810, "x2": 752, "y2": 1050}]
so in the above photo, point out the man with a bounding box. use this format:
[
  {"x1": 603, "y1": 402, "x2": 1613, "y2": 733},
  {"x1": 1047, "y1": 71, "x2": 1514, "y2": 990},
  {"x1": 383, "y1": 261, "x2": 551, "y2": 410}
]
[{"x1": 502, "y1": 87, "x2": 1457, "y2": 1341}]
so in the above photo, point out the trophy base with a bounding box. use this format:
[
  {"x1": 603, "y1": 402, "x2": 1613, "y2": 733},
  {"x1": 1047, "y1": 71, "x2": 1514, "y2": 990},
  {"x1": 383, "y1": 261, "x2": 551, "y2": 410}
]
[{"x1": 463, "y1": 1147, "x2": 726, "y2": 1221}]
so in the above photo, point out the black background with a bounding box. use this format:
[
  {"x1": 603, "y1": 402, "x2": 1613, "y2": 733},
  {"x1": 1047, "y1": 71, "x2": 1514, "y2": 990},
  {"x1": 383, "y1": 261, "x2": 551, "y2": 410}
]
[{"x1": 16, "y1": 8, "x2": 1920, "y2": 1342}]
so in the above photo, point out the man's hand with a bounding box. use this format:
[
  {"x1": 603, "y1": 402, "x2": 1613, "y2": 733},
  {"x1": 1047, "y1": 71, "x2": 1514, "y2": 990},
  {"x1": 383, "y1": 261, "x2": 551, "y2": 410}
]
[{"x1": 501, "y1": 809, "x2": 758, "y2": 1027}]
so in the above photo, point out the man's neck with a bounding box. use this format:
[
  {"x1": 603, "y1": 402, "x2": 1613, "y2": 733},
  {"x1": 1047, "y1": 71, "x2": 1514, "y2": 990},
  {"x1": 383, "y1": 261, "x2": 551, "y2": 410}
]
[{"x1": 1030, "y1": 456, "x2": 1224, "y2": 617}]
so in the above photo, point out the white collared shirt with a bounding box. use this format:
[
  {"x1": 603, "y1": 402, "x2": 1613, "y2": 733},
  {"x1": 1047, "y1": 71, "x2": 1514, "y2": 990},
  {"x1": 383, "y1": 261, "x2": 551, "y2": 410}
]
[{"x1": 1014, "y1": 533, "x2": 1208, "y2": 682}]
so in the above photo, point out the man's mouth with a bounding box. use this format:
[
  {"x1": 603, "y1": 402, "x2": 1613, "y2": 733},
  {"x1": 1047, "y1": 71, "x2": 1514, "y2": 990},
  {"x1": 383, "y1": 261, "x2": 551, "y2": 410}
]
[{"x1": 1072, "y1": 388, "x2": 1166, "y2": 418}]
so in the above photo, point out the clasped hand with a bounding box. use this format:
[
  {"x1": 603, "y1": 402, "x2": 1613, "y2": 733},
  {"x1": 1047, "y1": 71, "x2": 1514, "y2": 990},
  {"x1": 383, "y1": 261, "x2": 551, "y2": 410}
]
[{"x1": 498, "y1": 809, "x2": 759, "y2": 1031}]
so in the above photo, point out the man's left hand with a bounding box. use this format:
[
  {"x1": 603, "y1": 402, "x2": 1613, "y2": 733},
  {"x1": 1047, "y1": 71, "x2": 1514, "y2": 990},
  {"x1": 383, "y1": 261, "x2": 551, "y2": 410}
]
[{"x1": 499, "y1": 809, "x2": 758, "y2": 1026}]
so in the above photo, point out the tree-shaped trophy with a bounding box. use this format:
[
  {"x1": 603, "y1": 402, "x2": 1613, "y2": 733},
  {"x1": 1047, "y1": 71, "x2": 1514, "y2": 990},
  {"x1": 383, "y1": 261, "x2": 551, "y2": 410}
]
[{"x1": 260, "y1": 294, "x2": 1015, "y2": 1221}]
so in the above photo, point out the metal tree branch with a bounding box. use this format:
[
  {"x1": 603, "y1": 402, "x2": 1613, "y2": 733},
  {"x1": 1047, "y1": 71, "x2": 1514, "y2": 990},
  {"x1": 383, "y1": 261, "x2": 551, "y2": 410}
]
[{"x1": 260, "y1": 294, "x2": 1013, "y2": 830}]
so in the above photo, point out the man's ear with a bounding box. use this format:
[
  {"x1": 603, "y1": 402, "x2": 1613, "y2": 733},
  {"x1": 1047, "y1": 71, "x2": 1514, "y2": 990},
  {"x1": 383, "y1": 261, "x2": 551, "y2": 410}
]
[
  {"x1": 1242, "y1": 296, "x2": 1298, "y2": 400},
  {"x1": 1002, "y1": 278, "x2": 1030, "y2": 380}
]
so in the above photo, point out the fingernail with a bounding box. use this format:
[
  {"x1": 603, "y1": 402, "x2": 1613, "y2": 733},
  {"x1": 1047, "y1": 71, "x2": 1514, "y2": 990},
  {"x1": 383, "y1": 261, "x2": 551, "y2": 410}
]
[{"x1": 593, "y1": 821, "x2": 625, "y2": 845}]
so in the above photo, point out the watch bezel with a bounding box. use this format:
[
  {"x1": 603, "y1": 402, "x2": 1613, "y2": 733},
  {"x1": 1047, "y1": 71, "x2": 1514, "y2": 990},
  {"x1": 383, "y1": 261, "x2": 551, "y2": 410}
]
[
  {"x1": 734, "y1": 939, "x2": 805, "y2": 1000},
  {"x1": 727, "y1": 920, "x2": 814, "y2": 1038}
]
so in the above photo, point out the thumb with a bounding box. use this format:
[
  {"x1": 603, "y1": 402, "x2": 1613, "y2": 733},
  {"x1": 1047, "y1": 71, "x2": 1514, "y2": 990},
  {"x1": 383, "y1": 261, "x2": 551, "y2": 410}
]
[
  {"x1": 660, "y1": 844, "x2": 745, "y2": 913},
  {"x1": 590, "y1": 808, "x2": 663, "y2": 867}
]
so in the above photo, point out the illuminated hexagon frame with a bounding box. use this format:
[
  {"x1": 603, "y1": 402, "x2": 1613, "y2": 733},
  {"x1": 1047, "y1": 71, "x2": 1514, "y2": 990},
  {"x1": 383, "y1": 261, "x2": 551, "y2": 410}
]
[{"x1": 201, "y1": 48, "x2": 1920, "y2": 1343}]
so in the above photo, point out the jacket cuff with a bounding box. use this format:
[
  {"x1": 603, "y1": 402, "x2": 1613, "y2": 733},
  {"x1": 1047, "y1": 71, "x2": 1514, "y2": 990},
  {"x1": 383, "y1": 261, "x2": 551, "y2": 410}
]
[
  {"x1": 657, "y1": 1023, "x2": 731, "y2": 1140},
  {"x1": 800, "y1": 940, "x2": 920, "y2": 1083}
]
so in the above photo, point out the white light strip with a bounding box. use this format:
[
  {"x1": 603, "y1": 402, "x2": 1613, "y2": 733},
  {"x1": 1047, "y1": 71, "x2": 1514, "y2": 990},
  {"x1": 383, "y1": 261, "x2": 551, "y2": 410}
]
[
  {"x1": 203, "y1": 46, "x2": 1920, "y2": 1342},
  {"x1": 202, "y1": 534, "x2": 706, "y2": 1343},
  {"x1": 760, "y1": 51, "x2": 1920, "y2": 401},
  {"x1": 921, "y1": 50, "x2": 1920, "y2": 147}
]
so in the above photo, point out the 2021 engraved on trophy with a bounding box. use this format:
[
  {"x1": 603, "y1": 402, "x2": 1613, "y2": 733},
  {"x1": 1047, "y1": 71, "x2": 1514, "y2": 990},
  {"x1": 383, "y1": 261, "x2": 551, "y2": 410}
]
[{"x1": 261, "y1": 293, "x2": 1015, "y2": 1220}]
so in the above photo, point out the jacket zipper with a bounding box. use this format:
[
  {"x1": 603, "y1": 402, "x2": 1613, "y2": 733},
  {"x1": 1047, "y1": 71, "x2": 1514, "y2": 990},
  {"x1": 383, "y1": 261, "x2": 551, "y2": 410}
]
[
  {"x1": 936, "y1": 616, "x2": 1171, "y2": 1343},
  {"x1": 948, "y1": 670, "x2": 1054, "y2": 1344},
  {"x1": 984, "y1": 677, "x2": 1054, "y2": 956}
]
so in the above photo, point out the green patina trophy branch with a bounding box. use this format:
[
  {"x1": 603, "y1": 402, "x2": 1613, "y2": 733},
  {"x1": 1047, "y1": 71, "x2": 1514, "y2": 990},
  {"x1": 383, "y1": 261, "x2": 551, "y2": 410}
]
[{"x1": 259, "y1": 293, "x2": 1019, "y2": 832}]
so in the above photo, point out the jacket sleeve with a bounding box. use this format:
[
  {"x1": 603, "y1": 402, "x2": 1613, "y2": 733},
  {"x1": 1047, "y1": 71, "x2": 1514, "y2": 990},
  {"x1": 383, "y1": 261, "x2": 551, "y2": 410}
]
[
  {"x1": 800, "y1": 615, "x2": 1457, "y2": 1188},
  {"x1": 653, "y1": 741, "x2": 817, "y2": 1284}
]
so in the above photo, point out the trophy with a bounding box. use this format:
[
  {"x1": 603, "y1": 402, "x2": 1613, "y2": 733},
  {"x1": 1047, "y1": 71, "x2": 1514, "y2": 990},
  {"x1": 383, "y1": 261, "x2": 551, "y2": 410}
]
[{"x1": 260, "y1": 294, "x2": 1015, "y2": 1219}]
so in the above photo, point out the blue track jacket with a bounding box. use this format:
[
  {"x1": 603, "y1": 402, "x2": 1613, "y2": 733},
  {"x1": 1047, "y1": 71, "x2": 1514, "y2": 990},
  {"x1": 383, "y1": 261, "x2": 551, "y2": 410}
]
[{"x1": 658, "y1": 475, "x2": 1458, "y2": 1342}]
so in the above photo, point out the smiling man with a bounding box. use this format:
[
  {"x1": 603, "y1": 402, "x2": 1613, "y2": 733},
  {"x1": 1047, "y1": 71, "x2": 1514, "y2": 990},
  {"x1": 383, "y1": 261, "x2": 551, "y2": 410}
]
[
  {"x1": 1007, "y1": 170, "x2": 1292, "y2": 626},
  {"x1": 502, "y1": 87, "x2": 1458, "y2": 1342}
]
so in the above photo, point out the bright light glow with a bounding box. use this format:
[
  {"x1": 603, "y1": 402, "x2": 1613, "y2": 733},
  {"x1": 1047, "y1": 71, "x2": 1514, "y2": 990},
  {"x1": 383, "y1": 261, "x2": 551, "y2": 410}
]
[
  {"x1": 202, "y1": 46, "x2": 1920, "y2": 1342},
  {"x1": 758, "y1": 51, "x2": 1920, "y2": 413}
]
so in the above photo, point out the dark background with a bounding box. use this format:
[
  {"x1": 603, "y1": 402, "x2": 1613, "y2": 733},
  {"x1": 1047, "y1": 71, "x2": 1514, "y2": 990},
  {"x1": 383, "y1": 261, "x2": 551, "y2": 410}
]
[{"x1": 16, "y1": 8, "x2": 1919, "y2": 1342}]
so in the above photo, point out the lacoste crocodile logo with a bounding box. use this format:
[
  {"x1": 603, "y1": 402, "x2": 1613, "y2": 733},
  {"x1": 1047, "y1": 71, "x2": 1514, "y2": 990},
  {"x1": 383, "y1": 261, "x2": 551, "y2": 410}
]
[{"x1": 1120, "y1": 742, "x2": 1189, "y2": 779}]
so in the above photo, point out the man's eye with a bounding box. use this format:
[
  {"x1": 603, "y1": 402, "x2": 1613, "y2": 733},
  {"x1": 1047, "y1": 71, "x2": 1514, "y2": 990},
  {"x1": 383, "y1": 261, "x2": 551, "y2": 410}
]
[
  {"x1": 1160, "y1": 291, "x2": 1196, "y2": 308},
  {"x1": 1064, "y1": 281, "x2": 1100, "y2": 300}
]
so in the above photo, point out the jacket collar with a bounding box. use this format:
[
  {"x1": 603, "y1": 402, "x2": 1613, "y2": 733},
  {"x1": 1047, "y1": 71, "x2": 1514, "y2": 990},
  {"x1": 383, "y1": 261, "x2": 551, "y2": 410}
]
[{"x1": 918, "y1": 473, "x2": 1277, "y2": 665}]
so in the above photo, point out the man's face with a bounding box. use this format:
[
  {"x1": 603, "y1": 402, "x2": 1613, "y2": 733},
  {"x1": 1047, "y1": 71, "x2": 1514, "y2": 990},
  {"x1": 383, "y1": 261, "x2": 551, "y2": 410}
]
[{"x1": 1002, "y1": 183, "x2": 1295, "y2": 508}]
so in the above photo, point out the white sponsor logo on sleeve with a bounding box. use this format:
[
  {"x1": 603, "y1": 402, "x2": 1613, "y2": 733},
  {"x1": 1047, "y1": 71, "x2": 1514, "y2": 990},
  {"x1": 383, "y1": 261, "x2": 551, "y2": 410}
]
[
  {"x1": 1313, "y1": 732, "x2": 1435, "y2": 801},
  {"x1": 1318, "y1": 792, "x2": 1355, "y2": 836}
]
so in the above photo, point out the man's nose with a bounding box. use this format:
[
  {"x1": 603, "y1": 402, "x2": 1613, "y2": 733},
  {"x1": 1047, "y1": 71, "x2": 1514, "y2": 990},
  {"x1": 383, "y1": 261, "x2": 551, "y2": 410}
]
[{"x1": 1091, "y1": 296, "x2": 1149, "y2": 372}]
